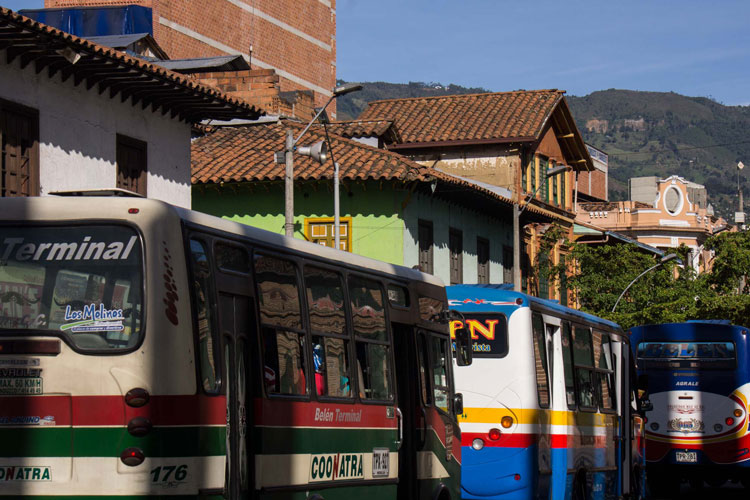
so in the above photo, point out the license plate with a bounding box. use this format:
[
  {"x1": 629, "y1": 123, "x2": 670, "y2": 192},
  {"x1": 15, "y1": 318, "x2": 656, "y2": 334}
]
[
  {"x1": 372, "y1": 448, "x2": 389, "y2": 477},
  {"x1": 676, "y1": 451, "x2": 697, "y2": 463}
]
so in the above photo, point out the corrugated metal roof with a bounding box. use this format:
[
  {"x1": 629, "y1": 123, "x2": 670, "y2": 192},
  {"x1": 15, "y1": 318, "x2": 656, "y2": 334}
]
[{"x1": 158, "y1": 55, "x2": 250, "y2": 73}]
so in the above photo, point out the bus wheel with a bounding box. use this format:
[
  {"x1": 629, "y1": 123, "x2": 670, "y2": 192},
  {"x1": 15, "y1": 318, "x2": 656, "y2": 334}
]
[
  {"x1": 705, "y1": 476, "x2": 726, "y2": 488},
  {"x1": 572, "y1": 470, "x2": 587, "y2": 500}
]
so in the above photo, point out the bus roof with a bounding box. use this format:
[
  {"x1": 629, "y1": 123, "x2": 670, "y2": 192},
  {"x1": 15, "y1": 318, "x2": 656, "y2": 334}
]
[
  {"x1": 447, "y1": 284, "x2": 622, "y2": 331},
  {"x1": 0, "y1": 195, "x2": 445, "y2": 288},
  {"x1": 629, "y1": 322, "x2": 748, "y2": 342}
]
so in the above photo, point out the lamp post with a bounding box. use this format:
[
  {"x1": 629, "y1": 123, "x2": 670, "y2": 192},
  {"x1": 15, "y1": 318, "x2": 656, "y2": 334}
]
[
  {"x1": 611, "y1": 253, "x2": 679, "y2": 313},
  {"x1": 513, "y1": 164, "x2": 571, "y2": 292},
  {"x1": 278, "y1": 82, "x2": 363, "y2": 238}
]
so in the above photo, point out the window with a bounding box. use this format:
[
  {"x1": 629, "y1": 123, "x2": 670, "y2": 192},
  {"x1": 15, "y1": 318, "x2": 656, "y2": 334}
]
[
  {"x1": 214, "y1": 242, "x2": 250, "y2": 274},
  {"x1": 116, "y1": 134, "x2": 147, "y2": 196},
  {"x1": 449, "y1": 228, "x2": 463, "y2": 285},
  {"x1": 428, "y1": 335, "x2": 451, "y2": 413},
  {"x1": 305, "y1": 217, "x2": 351, "y2": 251},
  {"x1": 418, "y1": 220, "x2": 434, "y2": 274},
  {"x1": 477, "y1": 237, "x2": 489, "y2": 284},
  {"x1": 538, "y1": 250, "x2": 550, "y2": 299},
  {"x1": 573, "y1": 326, "x2": 598, "y2": 410},
  {"x1": 595, "y1": 332, "x2": 615, "y2": 410},
  {"x1": 305, "y1": 267, "x2": 351, "y2": 398},
  {"x1": 531, "y1": 156, "x2": 538, "y2": 193},
  {"x1": 561, "y1": 322, "x2": 576, "y2": 408},
  {"x1": 1, "y1": 99, "x2": 39, "y2": 197},
  {"x1": 532, "y1": 314, "x2": 550, "y2": 408},
  {"x1": 189, "y1": 239, "x2": 220, "y2": 393},
  {"x1": 521, "y1": 155, "x2": 528, "y2": 193},
  {"x1": 561, "y1": 171, "x2": 566, "y2": 209},
  {"x1": 552, "y1": 169, "x2": 559, "y2": 205},
  {"x1": 349, "y1": 276, "x2": 392, "y2": 400},
  {"x1": 254, "y1": 254, "x2": 307, "y2": 396},
  {"x1": 0, "y1": 224, "x2": 143, "y2": 352},
  {"x1": 503, "y1": 245, "x2": 513, "y2": 284},
  {"x1": 417, "y1": 333, "x2": 430, "y2": 405},
  {"x1": 539, "y1": 156, "x2": 549, "y2": 201}
]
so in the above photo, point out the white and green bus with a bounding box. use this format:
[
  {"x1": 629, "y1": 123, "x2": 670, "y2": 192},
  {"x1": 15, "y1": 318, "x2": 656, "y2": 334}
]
[{"x1": 0, "y1": 192, "x2": 470, "y2": 499}]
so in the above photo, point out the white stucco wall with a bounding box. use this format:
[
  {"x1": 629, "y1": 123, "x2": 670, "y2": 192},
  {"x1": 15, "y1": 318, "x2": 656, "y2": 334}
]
[{"x1": 0, "y1": 54, "x2": 192, "y2": 208}]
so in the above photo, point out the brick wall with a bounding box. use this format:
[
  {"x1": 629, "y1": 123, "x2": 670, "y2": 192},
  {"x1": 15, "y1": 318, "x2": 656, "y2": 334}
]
[
  {"x1": 45, "y1": 0, "x2": 337, "y2": 114},
  {"x1": 195, "y1": 69, "x2": 315, "y2": 120},
  {"x1": 577, "y1": 168, "x2": 608, "y2": 201}
]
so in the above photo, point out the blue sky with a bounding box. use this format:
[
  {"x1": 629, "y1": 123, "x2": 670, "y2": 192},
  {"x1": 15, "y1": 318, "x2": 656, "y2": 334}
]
[
  {"x1": 5, "y1": 0, "x2": 749, "y2": 105},
  {"x1": 337, "y1": 0, "x2": 750, "y2": 106}
]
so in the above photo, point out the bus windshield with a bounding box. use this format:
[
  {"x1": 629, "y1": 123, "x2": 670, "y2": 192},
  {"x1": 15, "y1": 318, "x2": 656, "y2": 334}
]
[
  {"x1": 0, "y1": 224, "x2": 143, "y2": 351},
  {"x1": 637, "y1": 341, "x2": 736, "y2": 369}
]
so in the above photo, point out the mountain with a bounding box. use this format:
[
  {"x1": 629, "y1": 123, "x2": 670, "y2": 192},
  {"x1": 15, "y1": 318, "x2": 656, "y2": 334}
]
[{"x1": 337, "y1": 81, "x2": 750, "y2": 219}]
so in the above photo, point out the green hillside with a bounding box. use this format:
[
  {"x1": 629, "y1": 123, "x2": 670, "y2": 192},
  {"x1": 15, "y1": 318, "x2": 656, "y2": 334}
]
[{"x1": 338, "y1": 81, "x2": 750, "y2": 219}]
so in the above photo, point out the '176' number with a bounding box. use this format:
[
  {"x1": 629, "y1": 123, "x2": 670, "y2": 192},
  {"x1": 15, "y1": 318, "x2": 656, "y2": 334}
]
[{"x1": 150, "y1": 464, "x2": 188, "y2": 483}]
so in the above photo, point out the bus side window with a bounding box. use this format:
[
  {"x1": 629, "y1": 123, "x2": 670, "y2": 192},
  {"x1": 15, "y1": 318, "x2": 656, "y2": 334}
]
[
  {"x1": 531, "y1": 313, "x2": 550, "y2": 408},
  {"x1": 254, "y1": 254, "x2": 307, "y2": 396},
  {"x1": 188, "y1": 238, "x2": 221, "y2": 394},
  {"x1": 417, "y1": 332, "x2": 431, "y2": 405},
  {"x1": 349, "y1": 276, "x2": 392, "y2": 401},
  {"x1": 573, "y1": 326, "x2": 598, "y2": 410},
  {"x1": 561, "y1": 322, "x2": 576, "y2": 408},
  {"x1": 595, "y1": 332, "x2": 616, "y2": 411},
  {"x1": 305, "y1": 267, "x2": 352, "y2": 399},
  {"x1": 428, "y1": 334, "x2": 450, "y2": 413}
]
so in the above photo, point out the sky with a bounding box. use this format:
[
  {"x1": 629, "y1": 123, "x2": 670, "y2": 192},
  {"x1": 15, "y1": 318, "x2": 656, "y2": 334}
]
[
  {"x1": 337, "y1": 0, "x2": 750, "y2": 106},
  {"x1": 5, "y1": 0, "x2": 749, "y2": 105}
]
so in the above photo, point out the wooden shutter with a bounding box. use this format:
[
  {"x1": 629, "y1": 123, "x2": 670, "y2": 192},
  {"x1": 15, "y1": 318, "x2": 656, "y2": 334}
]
[
  {"x1": 449, "y1": 228, "x2": 463, "y2": 285},
  {"x1": 418, "y1": 220, "x2": 434, "y2": 274},
  {"x1": 116, "y1": 134, "x2": 147, "y2": 195},
  {"x1": 0, "y1": 99, "x2": 39, "y2": 197},
  {"x1": 477, "y1": 237, "x2": 489, "y2": 284}
]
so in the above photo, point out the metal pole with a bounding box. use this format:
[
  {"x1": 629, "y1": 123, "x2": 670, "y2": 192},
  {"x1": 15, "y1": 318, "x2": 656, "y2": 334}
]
[
  {"x1": 513, "y1": 202, "x2": 521, "y2": 292},
  {"x1": 334, "y1": 162, "x2": 340, "y2": 249},
  {"x1": 284, "y1": 129, "x2": 294, "y2": 238}
]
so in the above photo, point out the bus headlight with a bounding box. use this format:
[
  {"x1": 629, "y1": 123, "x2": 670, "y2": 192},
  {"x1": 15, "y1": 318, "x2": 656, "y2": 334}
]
[
  {"x1": 650, "y1": 422, "x2": 659, "y2": 431},
  {"x1": 472, "y1": 438, "x2": 485, "y2": 450},
  {"x1": 735, "y1": 409, "x2": 743, "y2": 418},
  {"x1": 714, "y1": 424, "x2": 723, "y2": 432}
]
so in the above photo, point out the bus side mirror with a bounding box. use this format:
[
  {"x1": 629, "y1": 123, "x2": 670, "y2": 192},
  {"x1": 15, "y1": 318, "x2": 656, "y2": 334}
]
[
  {"x1": 637, "y1": 374, "x2": 652, "y2": 413},
  {"x1": 453, "y1": 393, "x2": 464, "y2": 415},
  {"x1": 454, "y1": 325, "x2": 473, "y2": 366}
]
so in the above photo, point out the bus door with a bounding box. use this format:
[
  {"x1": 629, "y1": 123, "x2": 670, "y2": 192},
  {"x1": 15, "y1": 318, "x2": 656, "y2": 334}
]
[
  {"x1": 392, "y1": 323, "x2": 419, "y2": 499},
  {"x1": 213, "y1": 243, "x2": 254, "y2": 500},
  {"x1": 531, "y1": 313, "x2": 553, "y2": 494}
]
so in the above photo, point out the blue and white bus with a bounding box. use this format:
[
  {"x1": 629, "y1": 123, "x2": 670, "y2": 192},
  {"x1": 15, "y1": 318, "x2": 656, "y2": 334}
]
[
  {"x1": 630, "y1": 321, "x2": 750, "y2": 492},
  {"x1": 448, "y1": 285, "x2": 646, "y2": 499}
]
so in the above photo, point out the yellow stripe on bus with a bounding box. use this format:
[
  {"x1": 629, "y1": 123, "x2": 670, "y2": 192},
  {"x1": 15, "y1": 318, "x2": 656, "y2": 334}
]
[{"x1": 462, "y1": 407, "x2": 616, "y2": 427}]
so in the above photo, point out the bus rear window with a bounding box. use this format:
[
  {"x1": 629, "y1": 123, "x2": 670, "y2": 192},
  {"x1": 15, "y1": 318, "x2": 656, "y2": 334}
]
[
  {"x1": 637, "y1": 342, "x2": 736, "y2": 369},
  {"x1": 0, "y1": 225, "x2": 143, "y2": 352},
  {"x1": 451, "y1": 314, "x2": 508, "y2": 358}
]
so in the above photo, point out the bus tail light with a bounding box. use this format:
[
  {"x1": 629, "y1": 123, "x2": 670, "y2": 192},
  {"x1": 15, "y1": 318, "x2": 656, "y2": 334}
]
[
  {"x1": 726, "y1": 417, "x2": 735, "y2": 426},
  {"x1": 735, "y1": 409, "x2": 743, "y2": 418},
  {"x1": 127, "y1": 417, "x2": 153, "y2": 437},
  {"x1": 488, "y1": 428, "x2": 501, "y2": 440},
  {"x1": 125, "y1": 388, "x2": 150, "y2": 408},
  {"x1": 501, "y1": 416, "x2": 513, "y2": 428},
  {"x1": 514, "y1": 474, "x2": 521, "y2": 481},
  {"x1": 120, "y1": 447, "x2": 145, "y2": 466},
  {"x1": 472, "y1": 438, "x2": 484, "y2": 450}
]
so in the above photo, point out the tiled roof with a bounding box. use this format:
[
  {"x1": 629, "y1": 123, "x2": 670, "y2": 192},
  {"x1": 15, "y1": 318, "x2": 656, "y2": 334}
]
[
  {"x1": 191, "y1": 120, "x2": 553, "y2": 221},
  {"x1": 313, "y1": 120, "x2": 401, "y2": 142},
  {"x1": 358, "y1": 90, "x2": 565, "y2": 145},
  {"x1": 192, "y1": 120, "x2": 437, "y2": 184},
  {"x1": 0, "y1": 8, "x2": 261, "y2": 122}
]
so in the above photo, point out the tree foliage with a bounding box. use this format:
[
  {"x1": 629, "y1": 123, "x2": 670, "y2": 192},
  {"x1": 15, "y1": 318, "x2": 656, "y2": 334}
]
[{"x1": 562, "y1": 231, "x2": 750, "y2": 329}]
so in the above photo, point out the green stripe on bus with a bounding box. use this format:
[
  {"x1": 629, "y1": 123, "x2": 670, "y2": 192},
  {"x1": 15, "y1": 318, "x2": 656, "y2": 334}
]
[
  {"x1": 0, "y1": 427, "x2": 225, "y2": 458},
  {"x1": 256, "y1": 427, "x2": 397, "y2": 455}
]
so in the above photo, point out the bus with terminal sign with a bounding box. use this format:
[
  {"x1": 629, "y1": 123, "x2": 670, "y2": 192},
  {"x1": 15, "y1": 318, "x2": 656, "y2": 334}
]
[
  {"x1": 0, "y1": 193, "x2": 471, "y2": 499},
  {"x1": 630, "y1": 321, "x2": 750, "y2": 494},
  {"x1": 448, "y1": 284, "x2": 646, "y2": 499}
]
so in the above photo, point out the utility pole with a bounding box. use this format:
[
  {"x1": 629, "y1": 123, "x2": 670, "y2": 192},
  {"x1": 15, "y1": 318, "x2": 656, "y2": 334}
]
[{"x1": 284, "y1": 129, "x2": 294, "y2": 237}]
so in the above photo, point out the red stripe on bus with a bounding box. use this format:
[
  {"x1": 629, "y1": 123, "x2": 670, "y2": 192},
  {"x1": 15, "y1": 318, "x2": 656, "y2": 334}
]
[
  {"x1": 461, "y1": 432, "x2": 607, "y2": 449},
  {"x1": 0, "y1": 394, "x2": 227, "y2": 426},
  {"x1": 253, "y1": 398, "x2": 397, "y2": 428}
]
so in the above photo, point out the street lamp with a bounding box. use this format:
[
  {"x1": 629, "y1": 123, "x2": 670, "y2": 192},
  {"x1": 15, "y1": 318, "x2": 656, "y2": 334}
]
[
  {"x1": 278, "y1": 82, "x2": 363, "y2": 238},
  {"x1": 611, "y1": 253, "x2": 679, "y2": 313},
  {"x1": 513, "y1": 164, "x2": 571, "y2": 292}
]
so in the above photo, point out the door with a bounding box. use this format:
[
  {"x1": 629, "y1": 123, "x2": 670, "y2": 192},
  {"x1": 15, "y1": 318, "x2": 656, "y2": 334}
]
[
  {"x1": 219, "y1": 293, "x2": 252, "y2": 499},
  {"x1": 531, "y1": 314, "x2": 552, "y2": 494},
  {"x1": 393, "y1": 323, "x2": 419, "y2": 499}
]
